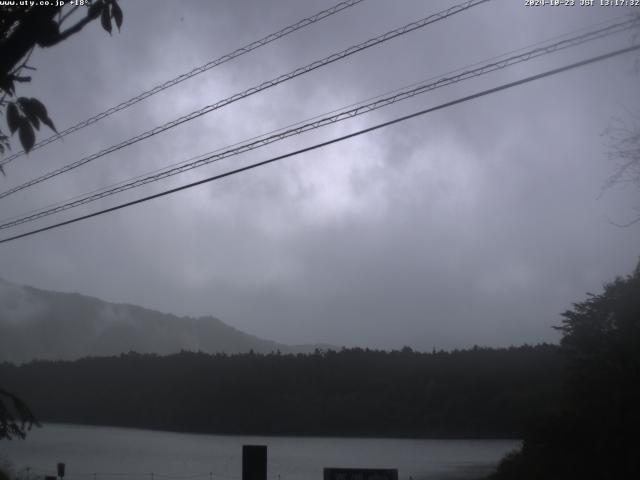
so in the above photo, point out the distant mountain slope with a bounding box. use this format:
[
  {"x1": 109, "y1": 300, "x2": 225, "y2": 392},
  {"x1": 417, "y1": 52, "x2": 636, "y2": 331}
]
[{"x1": 0, "y1": 278, "x2": 314, "y2": 364}]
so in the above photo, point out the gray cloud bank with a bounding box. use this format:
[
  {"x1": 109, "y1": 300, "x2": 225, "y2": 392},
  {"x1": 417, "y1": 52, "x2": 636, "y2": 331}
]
[{"x1": 0, "y1": 0, "x2": 638, "y2": 351}]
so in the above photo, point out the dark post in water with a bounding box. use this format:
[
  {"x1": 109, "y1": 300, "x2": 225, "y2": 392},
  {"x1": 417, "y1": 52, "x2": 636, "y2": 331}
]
[{"x1": 242, "y1": 445, "x2": 267, "y2": 480}]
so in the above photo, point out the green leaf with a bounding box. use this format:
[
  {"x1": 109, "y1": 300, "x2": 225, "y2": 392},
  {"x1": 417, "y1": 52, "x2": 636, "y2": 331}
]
[
  {"x1": 6, "y1": 103, "x2": 20, "y2": 135},
  {"x1": 17, "y1": 98, "x2": 40, "y2": 130},
  {"x1": 87, "y1": 1, "x2": 103, "y2": 19},
  {"x1": 101, "y1": 6, "x2": 112, "y2": 34},
  {"x1": 24, "y1": 98, "x2": 56, "y2": 132},
  {"x1": 18, "y1": 122, "x2": 35, "y2": 152},
  {"x1": 111, "y1": 1, "x2": 123, "y2": 31},
  {"x1": 29, "y1": 115, "x2": 40, "y2": 130}
]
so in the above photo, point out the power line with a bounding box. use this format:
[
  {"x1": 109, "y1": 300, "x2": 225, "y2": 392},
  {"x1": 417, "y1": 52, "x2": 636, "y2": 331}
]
[
  {"x1": 1, "y1": 43, "x2": 637, "y2": 245},
  {"x1": 0, "y1": 0, "x2": 490, "y2": 200},
  {"x1": 1, "y1": 15, "x2": 636, "y2": 231},
  {"x1": 3, "y1": 12, "x2": 632, "y2": 227},
  {"x1": 0, "y1": 0, "x2": 367, "y2": 168}
]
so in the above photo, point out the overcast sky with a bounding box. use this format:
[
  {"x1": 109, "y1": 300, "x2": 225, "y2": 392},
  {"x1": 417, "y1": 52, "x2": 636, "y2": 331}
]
[{"x1": 0, "y1": 0, "x2": 638, "y2": 350}]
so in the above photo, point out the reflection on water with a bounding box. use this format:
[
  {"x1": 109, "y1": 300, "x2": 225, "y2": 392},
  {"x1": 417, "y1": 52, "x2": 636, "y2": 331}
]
[{"x1": 1, "y1": 424, "x2": 519, "y2": 480}]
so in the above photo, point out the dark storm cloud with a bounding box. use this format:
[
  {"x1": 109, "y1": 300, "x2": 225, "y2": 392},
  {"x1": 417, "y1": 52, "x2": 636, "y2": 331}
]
[{"x1": 0, "y1": 0, "x2": 638, "y2": 349}]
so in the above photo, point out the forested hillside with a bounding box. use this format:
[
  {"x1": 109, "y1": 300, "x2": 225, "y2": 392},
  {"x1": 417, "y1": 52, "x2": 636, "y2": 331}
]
[{"x1": 1, "y1": 345, "x2": 563, "y2": 439}]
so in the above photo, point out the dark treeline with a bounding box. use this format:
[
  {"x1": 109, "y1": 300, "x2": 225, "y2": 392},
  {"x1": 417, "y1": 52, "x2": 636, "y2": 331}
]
[{"x1": 0, "y1": 344, "x2": 563, "y2": 439}]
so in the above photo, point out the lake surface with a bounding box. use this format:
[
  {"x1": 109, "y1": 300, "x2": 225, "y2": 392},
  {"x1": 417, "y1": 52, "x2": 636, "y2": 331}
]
[{"x1": 1, "y1": 424, "x2": 518, "y2": 480}]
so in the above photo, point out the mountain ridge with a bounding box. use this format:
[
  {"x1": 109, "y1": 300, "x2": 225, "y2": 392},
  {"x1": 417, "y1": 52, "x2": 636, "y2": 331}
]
[{"x1": 0, "y1": 278, "x2": 327, "y2": 364}]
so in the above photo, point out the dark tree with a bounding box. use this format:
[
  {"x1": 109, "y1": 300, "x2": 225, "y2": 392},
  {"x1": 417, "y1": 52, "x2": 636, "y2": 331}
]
[{"x1": 489, "y1": 261, "x2": 640, "y2": 480}]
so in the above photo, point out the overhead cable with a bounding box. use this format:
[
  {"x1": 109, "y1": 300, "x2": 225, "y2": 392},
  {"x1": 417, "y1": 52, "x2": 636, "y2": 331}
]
[
  {"x1": 0, "y1": 0, "x2": 367, "y2": 167},
  {"x1": 1, "y1": 15, "x2": 637, "y2": 231},
  {"x1": 7, "y1": 11, "x2": 632, "y2": 226},
  {"x1": 1, "y1": 43, "x2": 638, "y2": 245},
  {"x1": 0, "y1": 0, "x2": 491, "y2": 200}
]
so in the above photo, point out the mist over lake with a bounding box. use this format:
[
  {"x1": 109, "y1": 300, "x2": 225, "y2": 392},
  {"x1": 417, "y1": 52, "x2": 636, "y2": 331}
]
[{"x1": 1, "y1": 424, "x2": 518, "y2": 480}]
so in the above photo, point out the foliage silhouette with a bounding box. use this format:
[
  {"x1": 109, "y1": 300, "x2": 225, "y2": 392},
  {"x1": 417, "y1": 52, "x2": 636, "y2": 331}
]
[
  {"x1": 488, "y1": 261, "x2": 640, "y2": 479},
  {"x1": 0, "y1": 388, "x2": 38, "y2": 440}
]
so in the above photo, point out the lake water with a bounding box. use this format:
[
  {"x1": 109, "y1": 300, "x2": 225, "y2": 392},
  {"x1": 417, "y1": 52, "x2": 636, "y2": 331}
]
[{"x1": 0, "y1": 424, "x2": 518, "y2": 480}]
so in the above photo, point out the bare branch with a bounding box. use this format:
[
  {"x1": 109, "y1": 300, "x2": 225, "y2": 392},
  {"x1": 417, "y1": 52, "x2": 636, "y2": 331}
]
[{"x1": 606, "y1": 213, "x2": 640, "y2": 228}]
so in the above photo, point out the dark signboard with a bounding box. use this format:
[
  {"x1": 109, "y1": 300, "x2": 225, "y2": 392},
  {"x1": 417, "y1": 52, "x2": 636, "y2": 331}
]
[
  {"x1": 323, "y1": 468, "x2": 398, "y2": 480},
  {"x1": 242, "y1": 445, "x2": 267, "y2": 480},
  {"x1": 57, "y1": 463, "x2": 66, "y2": 478}
]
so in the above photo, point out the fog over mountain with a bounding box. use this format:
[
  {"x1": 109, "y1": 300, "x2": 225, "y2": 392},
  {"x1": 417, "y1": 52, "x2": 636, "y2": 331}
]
[{"x1": 0, "y1": 278, "x2": 322, "y2": 364}]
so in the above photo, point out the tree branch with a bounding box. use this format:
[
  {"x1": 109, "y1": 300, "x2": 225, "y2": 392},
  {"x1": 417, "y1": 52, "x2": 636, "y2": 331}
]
[
  {"x1": 0, "y1": 388, "x2": 39, "y2": 440},
  {"x1": 59, "y1": 5, "x2": 81, "y2": 27},
  {"x1": 55, "y1": 14, "x2": 96, "y2": 43}
]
